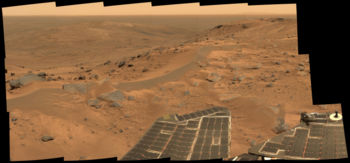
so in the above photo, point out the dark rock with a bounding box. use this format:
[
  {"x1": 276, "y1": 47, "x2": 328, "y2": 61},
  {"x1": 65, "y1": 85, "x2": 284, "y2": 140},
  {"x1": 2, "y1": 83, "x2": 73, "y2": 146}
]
[
  {"x1": 285, "y1": 70, "x2": 290, "y2": 73},
  {"x1": 142, "y1": 68, "x2": 148, "y2": 72},
  {"x1": 275, "y1": 61, "x2": 281, "y2": 65},
  {"x1": 118, "y1": 61, "x2": 126, "y2": 68},
  {"x1": 266, "y1": 83, "x2": 274, "y2": 87},
  {"x1": 10, "y1": 72, "x2": 15, "y2": 76},
  {"x1": 184, "y1": 90, "x2": 190, "y2": 96},
  {"x1": 11, "y1": 118, "x2": 17, "y2": 122},
  {"x1": 41, "y1": 136, "x2": 54, "y2": 142},
  {"x1": 119, "y1": 129, "x2": 123, "y2": 133},
  {"x1": 127, "y1": 64, "x2": 134, "y2": 67},
  {"x1": 104, "y1": 60, "x2": 111, "y2": 65},
  {"x1": 85, "y1": 69, "x2": 92, "y2": 73},
  {"x1": 214, "y1": 25, "x2": 223, "y2": 29},
  {"x1": 110, "y1": 69, "x2": 116, "y2": 73},
  {"x1": 249, "y1": 63, "x2": 262, "y2": 69},
  {"x1": 78, "y1": 75, "x2": 86, "y2": 80},
  {"x1": 37, "y1": 72, "x2": 47, "y2": 78},
  {"x1": 110, "y1": 102, "x2": 122, "y2": 108},
  {"x1": 47, "y1": 77, "x2": 54, "y2": 81}
]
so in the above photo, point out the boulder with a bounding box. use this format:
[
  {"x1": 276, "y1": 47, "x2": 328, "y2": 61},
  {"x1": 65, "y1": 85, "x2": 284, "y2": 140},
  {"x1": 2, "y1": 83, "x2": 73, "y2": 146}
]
[
  {"x1": 9, "y1": 73, "x2": 45, "y2": 89},
  {"x1": 98, "y1": 90, "x2": 124, "y2": 103},
  {"x1": 9, "y1": 80, "x2": 22, "y2": 90}
]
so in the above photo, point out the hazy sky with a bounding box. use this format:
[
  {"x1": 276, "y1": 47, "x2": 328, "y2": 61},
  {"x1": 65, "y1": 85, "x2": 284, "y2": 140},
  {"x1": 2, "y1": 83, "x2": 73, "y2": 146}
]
[{"x1": 2, "y1": 2, "x2": 296, "y2": 16}]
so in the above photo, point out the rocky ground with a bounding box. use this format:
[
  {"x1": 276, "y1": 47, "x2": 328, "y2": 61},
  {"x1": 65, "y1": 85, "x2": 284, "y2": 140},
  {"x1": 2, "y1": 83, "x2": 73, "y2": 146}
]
[{"x1": 6, "y1": 16, "x2": 342, "y2": 161}]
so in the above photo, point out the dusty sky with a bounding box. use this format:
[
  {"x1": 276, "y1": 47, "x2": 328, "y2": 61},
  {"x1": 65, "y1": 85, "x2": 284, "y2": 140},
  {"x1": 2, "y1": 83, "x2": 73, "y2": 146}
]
[{"x1": 2, "y1": 2, "x2": 296, "y2": 16}]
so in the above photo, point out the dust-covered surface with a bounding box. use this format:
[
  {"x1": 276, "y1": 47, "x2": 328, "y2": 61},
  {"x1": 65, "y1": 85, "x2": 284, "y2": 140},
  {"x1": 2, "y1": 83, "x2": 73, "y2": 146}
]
[{"x1": 5, "y1": 15, "x2": 342, "y2": 161}]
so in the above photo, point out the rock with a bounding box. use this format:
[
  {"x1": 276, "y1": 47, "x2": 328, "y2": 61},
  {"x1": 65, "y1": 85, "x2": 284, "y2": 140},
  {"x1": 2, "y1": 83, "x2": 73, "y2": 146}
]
[
  {"x1": 266, "y1": 83, "x2": 274, "y2": 87},
  {"x1": 119, "y1": 129, "x2": 123, "y2": 133},
  {"x1": 87, "y1": 99, "x2": 101, "y2": 109},
  {"x1": 37, "y1": 72, "x2": 47, "y2": 78},
  {"x1": 10, "y1": 73, "x2": 45, "y2": 89},
  {"x1": 184, "y1": 90, "x2": 190, "y2": 96},
  {"x1": 285, "y1": 70, "x2": 290, "y2": 73},
  {"x1": 80, "y1": 67, "x2": 84, "y2": 70},
  {"x1": 193, "y1": 82, "x2": 199, "y2": 87},
  {"x1": 296, "y1": 66, "x2": 305, "y2": 71},
  {"x1": 110, "y1": 69, "x2": 116, "y2": 73},
  {"x1": 118, "y1": 61, "x2": 126, "y2": 68},
  {"x1": 275, "y1": 61, "x2": 281, "y2": 65},
  {"x1": 85, "y1": 69, "x2": 92, "y2": 73},
  {"x1": 142, "y1": 68, "x2": 148, "y2": 72},
  {"x1": 98, "y1": 90, "x2": 124, "y2": 103},
  {"x1": 90, "y1": 74, "x2": 99, "y2": 80},
  {"x1": 10, "y1": 72, "x2": 15, "y2": 76},
  {"x1": 62, "y1": 83, "x2": 90, "y2": 94},
  {"x1": 9, "y1": 80, "x2": 22, "y2": 90},
  {"x1": 273, "y1": 118, "x2": 289, "y2": 134},
  {"x1": 249, "y1": 63, "x2": 262, "y2": 69},
  {"x1": 47, "y1": 77, "x2": 53, "y2": 81},
  {"x1": 197, "y1": 61, "x2": 208, "y2": 67},
  {"x1": 219, "y1": 94, "x2": 241, "y2": 102},
  {"x1": 298, "y1": 63, "x2": 305, "y2": 66},
  {"x1": 127, "y1": 96, "x2": 135, "y2": 101},
  {"x1": 110, "y1": 102, "x2": 122, "y2": 108},
  {"x1": 11, "y1": 118, "x2": 17, "y2": 122},
  {"x1": 41, "y1": 136, "x2": 54, "y2": 142},
  {"x1": 127, "y1": 64, "x2": 134, "y2": 67},
  {"x1": 78, "y1": 75, "x2": 86, "y2": 80},
  {"x1": 57, "y1": 76, "x2": 63, "y2": 80},
  {"x1": 104, "y1": 60, "x2": 111, "y2": 65},
  {"x1": 207, "y1": 72, "x2": 221, "y2": 82}
]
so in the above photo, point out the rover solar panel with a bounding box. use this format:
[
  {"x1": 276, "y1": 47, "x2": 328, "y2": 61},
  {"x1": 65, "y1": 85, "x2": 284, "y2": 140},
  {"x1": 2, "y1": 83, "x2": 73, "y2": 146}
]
[
  {"x1": 248, "y1": 112, "x2": 348, "y2": 160},
  {"x1": 121, "y1": 107, "x2": 231, "y2": 160}
]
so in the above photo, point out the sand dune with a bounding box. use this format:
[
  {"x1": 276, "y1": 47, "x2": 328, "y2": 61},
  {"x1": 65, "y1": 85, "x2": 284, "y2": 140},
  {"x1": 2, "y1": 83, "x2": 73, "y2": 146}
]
[{"x1": 5, "y1": 16, "x2": 341, "y2": 161}]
